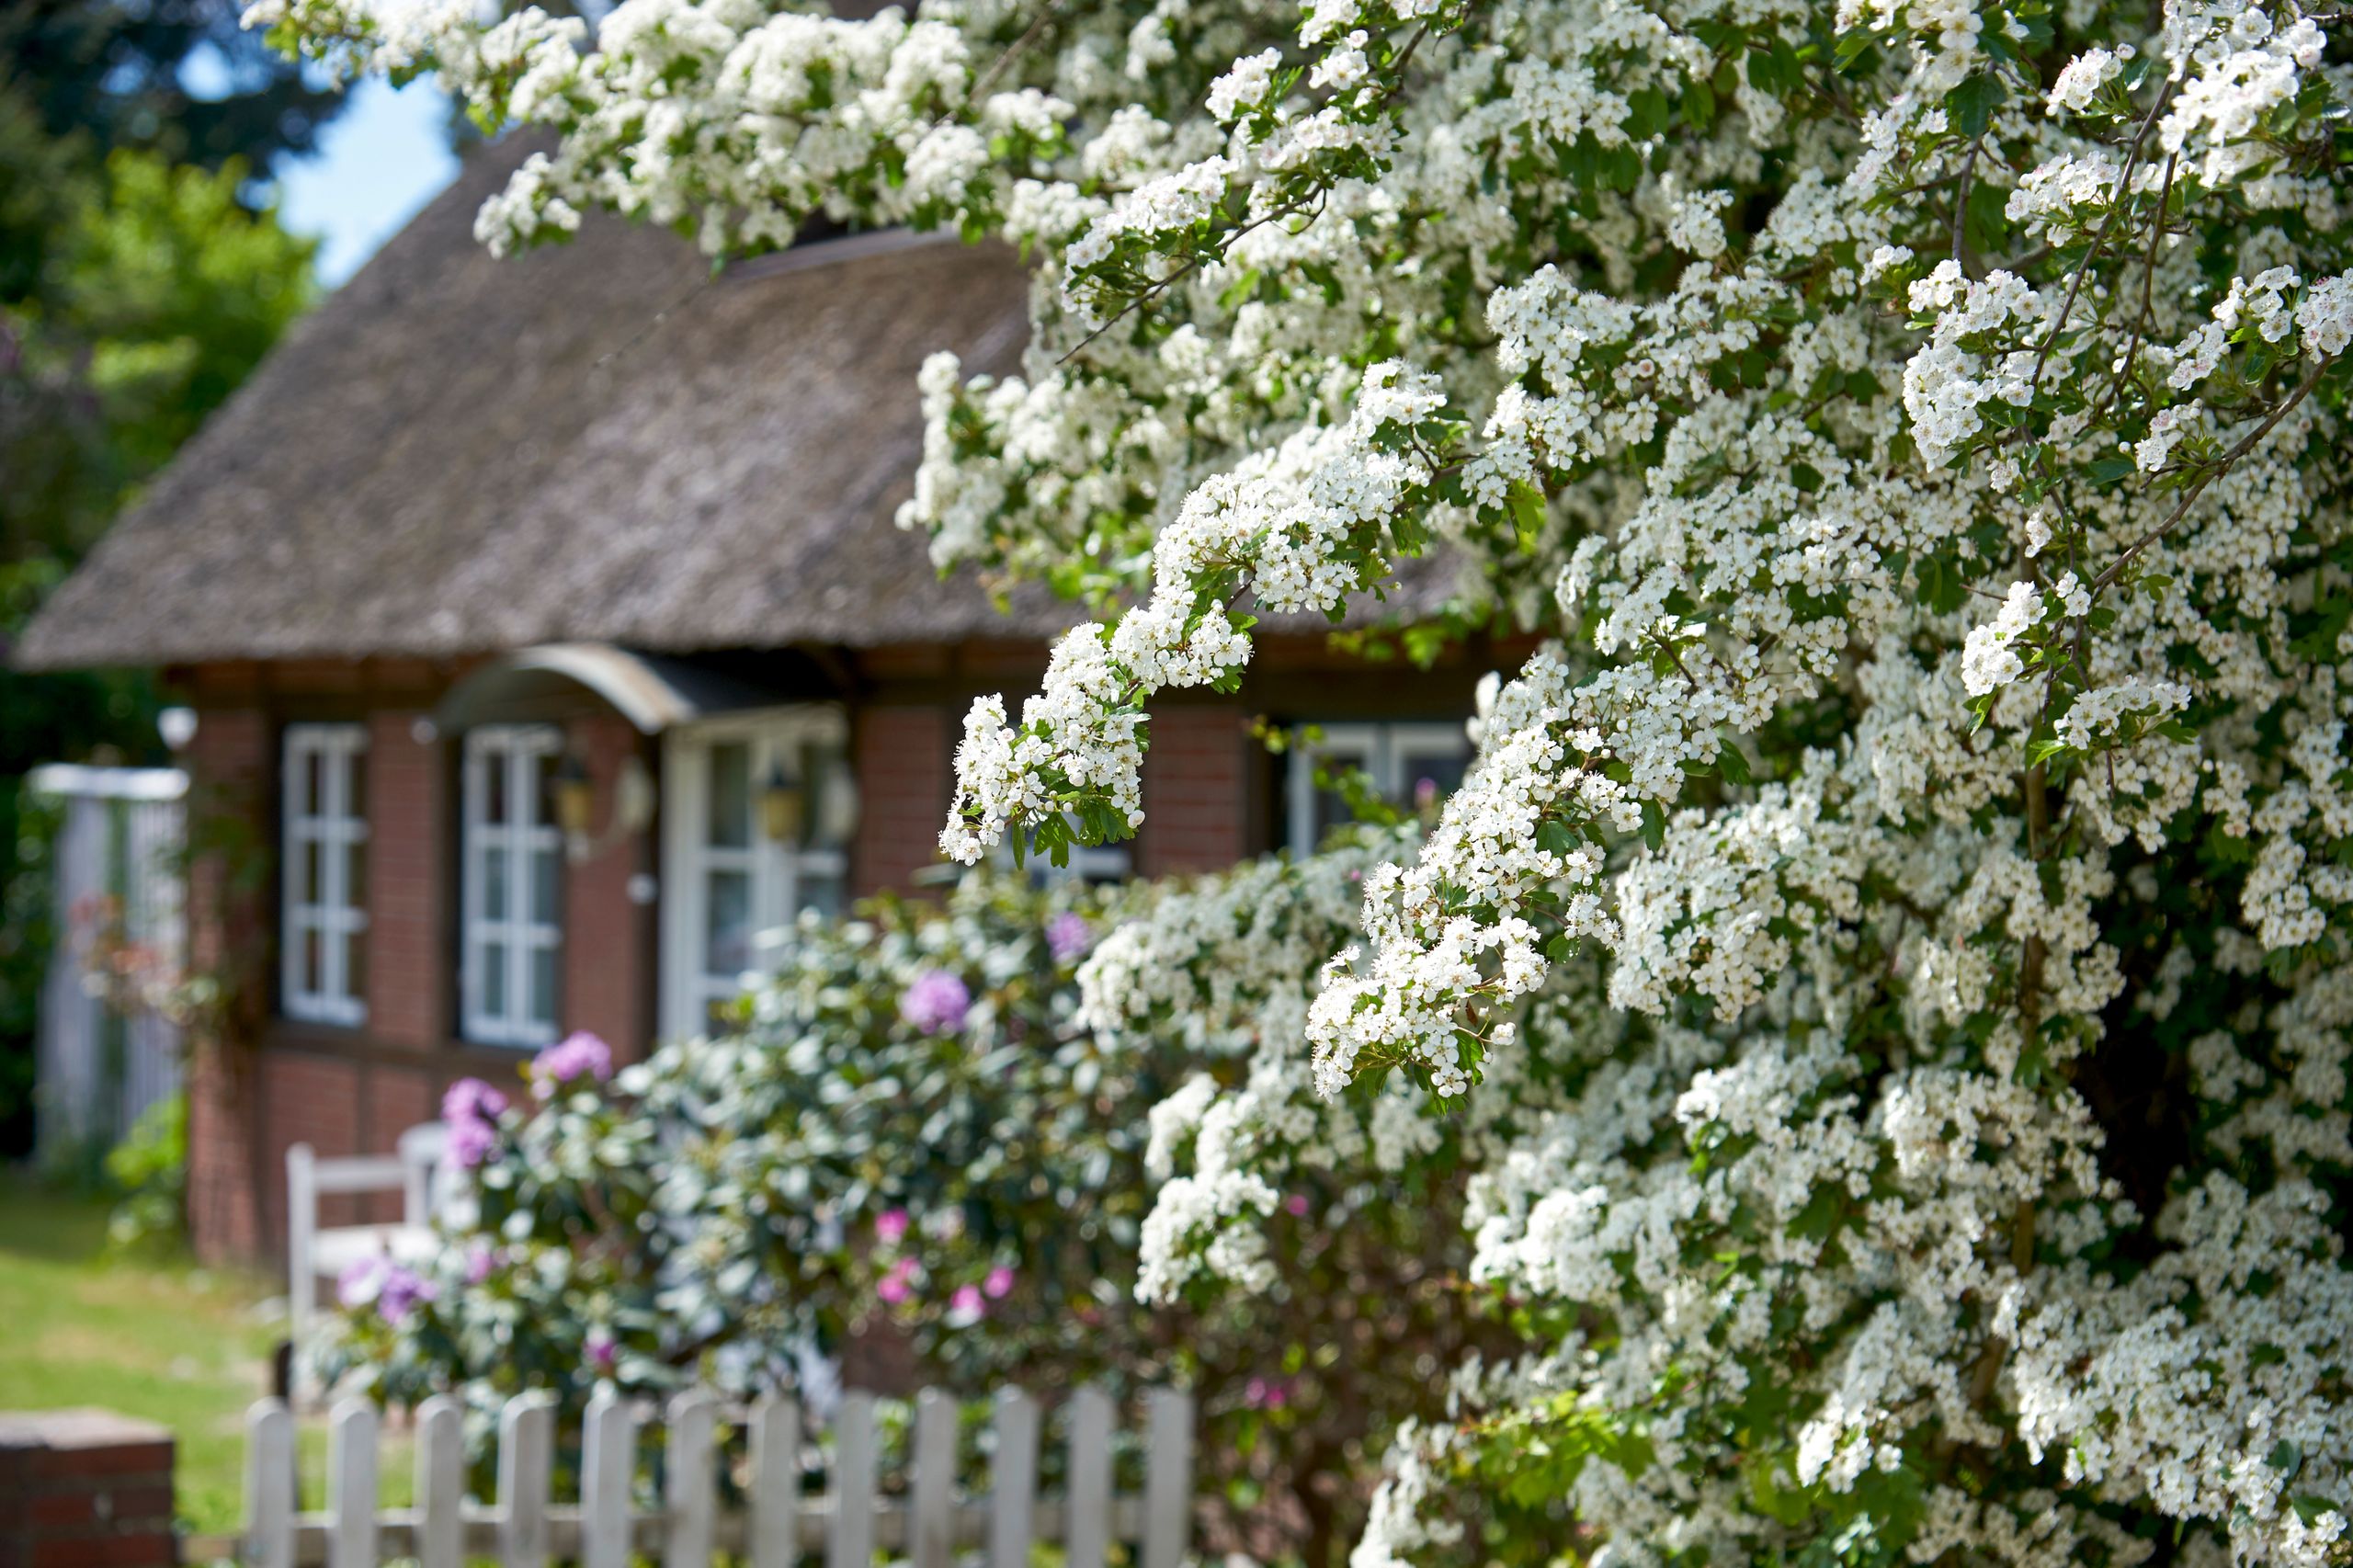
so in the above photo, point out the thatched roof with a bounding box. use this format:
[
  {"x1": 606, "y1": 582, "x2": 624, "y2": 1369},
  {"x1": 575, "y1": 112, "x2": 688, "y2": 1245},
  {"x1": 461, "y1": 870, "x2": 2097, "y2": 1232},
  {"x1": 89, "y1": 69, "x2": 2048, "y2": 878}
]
[{"x1": 14, "y1": 137, "x2": 1073, "y2": 671}]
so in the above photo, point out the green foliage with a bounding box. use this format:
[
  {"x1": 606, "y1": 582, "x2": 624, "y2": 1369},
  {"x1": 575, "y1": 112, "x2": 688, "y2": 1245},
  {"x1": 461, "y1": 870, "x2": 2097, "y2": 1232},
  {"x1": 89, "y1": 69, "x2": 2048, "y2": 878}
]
[
  {"x1": 0, "y1": 0, "x2": 349, "y2": 171},
  {"x1": 103, "y1": 1091, "x2": 188, "y2": 1254}
]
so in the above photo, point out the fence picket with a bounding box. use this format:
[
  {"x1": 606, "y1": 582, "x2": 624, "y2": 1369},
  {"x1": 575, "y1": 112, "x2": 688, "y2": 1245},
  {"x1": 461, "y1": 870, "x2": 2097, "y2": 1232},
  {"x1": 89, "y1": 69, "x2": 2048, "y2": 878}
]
[
  {"x1": 218, "y1": 1374, "x2": 1198, "y2": 1568},
  {"x1": 988, "y1": 1388, "x2": 1039, "y2": 1568},
  {"x1": 243, "y1": 1399, "x2": 295, "y2": 1568},
  {"x1": 327, "y1": 1399, "x2": 378, "y2": 1568},
  {"x1": 582, "y1": 1392, "x2": 635, "y2": 1568},
  {"x1": 498, "y1": 1392, "x2": 556, "y2": 1568},
  {"x1": 747, "y1": 1395, "x2": 801, "y2": 1568},
  {"x1": 1141, "y1": 1388, "x2": 1194, "y2": 1568},
  {"x1": 1063, "y1": 1386, "x2": 1114, "y2": 1568},
  {"x1": 828, "y1": 1392, "x2": 877, "y2": 1568},
  {"x1": 665, "y1": 1389, "x2": 721, "y2": 1568},
  {"x1": 415, "y1": 1396, "x2": 464, "y2": 1568},
  {"x1": 909, "y1": 1389, "x2": 958, "y2": 1568}
]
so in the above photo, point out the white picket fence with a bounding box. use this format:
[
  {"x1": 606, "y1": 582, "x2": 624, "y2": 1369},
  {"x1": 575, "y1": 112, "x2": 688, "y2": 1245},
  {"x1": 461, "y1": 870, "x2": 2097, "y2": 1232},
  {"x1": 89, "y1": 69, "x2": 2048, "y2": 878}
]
[{"x1": 230, "y1": 1383, "x2": 1193, "y2": 1568}]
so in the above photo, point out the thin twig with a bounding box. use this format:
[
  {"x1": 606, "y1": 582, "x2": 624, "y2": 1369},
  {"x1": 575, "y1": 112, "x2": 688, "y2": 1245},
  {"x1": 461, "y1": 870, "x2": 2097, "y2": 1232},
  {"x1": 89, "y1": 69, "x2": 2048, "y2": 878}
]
[
  {"x1": 2022, "y1": 83, "x2": 2176, "y2": 401},
  {"x1": 2090, "y1": 356, "x2": 2333, "y2": 593}
]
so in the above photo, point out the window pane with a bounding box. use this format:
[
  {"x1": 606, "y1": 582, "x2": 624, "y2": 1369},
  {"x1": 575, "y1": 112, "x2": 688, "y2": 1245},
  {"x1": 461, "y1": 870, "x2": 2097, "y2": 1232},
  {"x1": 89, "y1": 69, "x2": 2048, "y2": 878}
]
[
  {"x1": 706, "y1": 869, "x2": 751, "y2": 978},
  {"x1": 483, "y1": 746, "x2": 507, "y2": 824},
  {"x1": 345, "y1": 746, "x2": 368, "y2": 823},
  {"x1": 532, "y1": 847, "x2": 560, "y2": 928},
  {"x1": 1398, "y1": 746, "x2": 1470, "y2": 810},
  {"x1": 708, "y1": 742, "x2": 751, "y2": 849},
  {"x1": 530, "y1": 946, "x2": 557, "y2": 1029},
  {"x1": 483, "y1": 845, "x2": 508, "y2": 921},
  {"x1": 300, "y1": 840, "x2": 323, "y2": 905},
  {"x1": 344, "y1": 929, "x2": 369, "y2": 1014},
  {"x1": 344, "y1": 841, "x2": 369, "y2": 915},
  {"x1": 481, "y1": 941, "x2": 507, "y2": 1017},
  {"x1": 798, "y1": 870, "x2": 847, "y2": 920},
  {"x1": 301, "y1": 926, "x2": 322, "y2": 997}
]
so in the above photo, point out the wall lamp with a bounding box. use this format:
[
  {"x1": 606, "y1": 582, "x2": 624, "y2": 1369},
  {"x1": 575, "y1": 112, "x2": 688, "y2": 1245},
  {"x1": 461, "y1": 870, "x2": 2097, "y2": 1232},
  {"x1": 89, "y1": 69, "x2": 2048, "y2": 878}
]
[{"x1": 554, "y1": 748, "x2": 656, "y2": 864}]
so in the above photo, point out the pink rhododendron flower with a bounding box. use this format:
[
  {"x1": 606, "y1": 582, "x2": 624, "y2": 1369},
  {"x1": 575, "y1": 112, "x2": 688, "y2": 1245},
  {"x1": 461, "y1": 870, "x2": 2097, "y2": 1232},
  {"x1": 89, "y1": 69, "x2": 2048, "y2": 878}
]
[
  {"x1": 983, "y1": 1265, "x2": 1016, "y2": 1299},
  {"x1": 1046, "y1": 912, "x2": 1094, "y2": 964},
  {"x1": 530, "y1": 1031, "x2": 613, "y2": 1096},
  {"x1": 441, "y1": 1077, "x2": 508, "y2": 1169},
  {"x1": 875, "y1": 1208, "x2": 910, "y2": 1244},
  {"x1": 899, "y1": 970, "x2": 971, "y2": 1035}
]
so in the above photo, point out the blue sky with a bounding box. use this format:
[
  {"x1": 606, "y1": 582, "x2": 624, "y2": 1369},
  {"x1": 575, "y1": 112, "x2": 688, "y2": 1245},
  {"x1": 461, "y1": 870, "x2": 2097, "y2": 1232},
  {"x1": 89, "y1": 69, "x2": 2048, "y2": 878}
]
[{"x1": 274, "y1": 76, "x2": 461, "y2": 288}]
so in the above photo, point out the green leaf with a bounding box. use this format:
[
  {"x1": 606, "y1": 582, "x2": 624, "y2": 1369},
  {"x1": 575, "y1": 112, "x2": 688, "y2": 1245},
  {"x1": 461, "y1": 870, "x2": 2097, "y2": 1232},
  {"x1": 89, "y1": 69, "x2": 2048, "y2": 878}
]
[
  {"x1": 1949, "y1": 73, "x2": 2007, "y2": 137},
  {"x1": 1508, "y1": 481, "x2": 1547, "y2": 552}
]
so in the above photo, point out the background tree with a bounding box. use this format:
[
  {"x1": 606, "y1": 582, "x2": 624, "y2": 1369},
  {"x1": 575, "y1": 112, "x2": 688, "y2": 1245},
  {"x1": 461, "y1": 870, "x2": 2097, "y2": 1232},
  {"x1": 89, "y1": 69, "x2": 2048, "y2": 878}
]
[
  {"x1": 0, "y1": 0, "x2": 324, "y2": 1153},
  {"x1": 0, "y1": 0, "x2": 346, "y2": 170}
]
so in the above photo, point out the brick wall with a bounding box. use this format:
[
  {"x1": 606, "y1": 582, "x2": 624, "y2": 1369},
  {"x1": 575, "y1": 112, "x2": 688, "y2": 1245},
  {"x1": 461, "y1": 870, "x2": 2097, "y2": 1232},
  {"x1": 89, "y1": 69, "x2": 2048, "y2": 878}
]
[
  {"x1": 0, "y1": 1410, "x2": 175, "y2": 1568},
  {"x1": 181, "y1": 706, "x2": 269, "y2": 1266},
  {"x1": 365, "y1": 710, "x2": 442, "y2": 1049},
  {"x1": 851, "y1": 707, "x2": 949, "y2": 897},
  {"x1": 1136, "y1": 707, "x2": 1248, "y2": 878}
]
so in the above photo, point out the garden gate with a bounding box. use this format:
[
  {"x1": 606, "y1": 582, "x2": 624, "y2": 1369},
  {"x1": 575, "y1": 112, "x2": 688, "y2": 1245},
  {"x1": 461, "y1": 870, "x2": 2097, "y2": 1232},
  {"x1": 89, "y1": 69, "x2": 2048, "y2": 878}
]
[
  {"x1": 224, "y1": 1382, "x2": 1194, "y2": 1568},
  {"x1": 28, "y1": 763, "x2": 186, "y2": 1163}
]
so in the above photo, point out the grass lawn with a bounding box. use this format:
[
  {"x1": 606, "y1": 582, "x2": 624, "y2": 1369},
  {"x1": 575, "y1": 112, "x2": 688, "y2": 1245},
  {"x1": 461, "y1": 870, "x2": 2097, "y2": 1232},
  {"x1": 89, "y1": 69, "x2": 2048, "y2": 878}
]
[{"x1": 0, "y1": 1171, "x2": 409, "y2": 1536}]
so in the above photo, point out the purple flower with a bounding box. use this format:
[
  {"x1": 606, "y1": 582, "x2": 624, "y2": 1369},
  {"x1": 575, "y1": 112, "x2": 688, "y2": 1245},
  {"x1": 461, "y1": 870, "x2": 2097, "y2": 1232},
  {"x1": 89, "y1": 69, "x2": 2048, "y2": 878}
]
[
  {"x1": 375, "y1": 1266, "x2": 436, "y2": 1326},
  {"x1": 1245, "y1": 1377, "x2": 1291, "y2": 1410},
  {"x1": 983, "y1": 1265, "x2": 1016, "y2": 1300},
  {"x1": 531, "y1": 1031, "x2": 613, "y2": 1096},
  {"x1": 1284, "y1": 1193, "x2": 1311, "y2": 1218},
  {"x1": 337, "y1": 1256, "x2": 435, "y2": 1325},
  {"x1": 464, "y1": 1244, "x2": 497, "y2": 1286},
  {"x1": 875, "y1": 1208, "x2": 911, "y2": 1245},
  {"x1": 900, "y1": 970, "x2": 972, "y2": 1036},
  {"x1": 441, "y1": 1077, "x2": 509, "y2": 1169},
  {"x1": 877, "y1": 1256, "x2": 917, "y2": 1305},
  {"x1": 587, "y1": 1331, "x2": 618, "y2": 1375},
  {"x1": 1045, "y1": 912, "x2": 1094, "y2": 965}
]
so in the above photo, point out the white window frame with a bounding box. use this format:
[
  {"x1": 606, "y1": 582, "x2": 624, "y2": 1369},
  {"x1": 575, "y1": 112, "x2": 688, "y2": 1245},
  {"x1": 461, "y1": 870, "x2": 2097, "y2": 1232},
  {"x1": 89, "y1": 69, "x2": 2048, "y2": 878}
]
[
  {"x1": 281, "y1": 723, "x2": 370, "y2": 1027},
  {"x1": 661, "y1": 707, "x2": 854, "y2": 1041},
  {"x1": 1284, "y1": 721, "x2": 1473, "y2": 854},
  {"x1": 460, "y1": 724, "x2": 564, "y2": 1048}
]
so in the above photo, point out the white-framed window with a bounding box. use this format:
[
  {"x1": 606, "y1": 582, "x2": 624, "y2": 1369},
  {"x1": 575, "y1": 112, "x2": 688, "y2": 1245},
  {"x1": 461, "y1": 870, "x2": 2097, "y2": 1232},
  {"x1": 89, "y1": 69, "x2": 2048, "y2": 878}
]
[
  {"x1": 1284, "y1": 721, "x2": 1474, "y2": 854},
  {"x1": 661, "y1": 709, "x2": 857, "y2": 1040},
  {"x1": 460, "y1": 725, "x2": 564, "y2": 1047},
  {"x1": 281, "y1": 723, "x2": 370, "y2": 1026}
]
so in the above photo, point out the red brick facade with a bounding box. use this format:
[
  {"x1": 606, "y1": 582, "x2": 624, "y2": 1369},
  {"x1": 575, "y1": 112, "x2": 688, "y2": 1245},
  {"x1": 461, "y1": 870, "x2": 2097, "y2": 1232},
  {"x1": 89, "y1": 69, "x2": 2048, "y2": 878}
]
[
  {"x1": 1137, "y1": 707, "x2": 1250, "y2": 879},
  {"x1": 168, "y1": 642, "x2": 1489, "y2": 1265},
  {"x1": 850, "y1": 706, "x2": 949, "y2": 897}
]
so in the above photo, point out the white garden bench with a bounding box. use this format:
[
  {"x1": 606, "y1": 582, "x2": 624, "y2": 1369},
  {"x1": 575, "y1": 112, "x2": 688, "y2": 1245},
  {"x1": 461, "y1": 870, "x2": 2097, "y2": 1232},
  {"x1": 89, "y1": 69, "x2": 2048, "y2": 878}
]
[{"x1": 285, "y1": 1121, "x2": 449, "y2": 1399}]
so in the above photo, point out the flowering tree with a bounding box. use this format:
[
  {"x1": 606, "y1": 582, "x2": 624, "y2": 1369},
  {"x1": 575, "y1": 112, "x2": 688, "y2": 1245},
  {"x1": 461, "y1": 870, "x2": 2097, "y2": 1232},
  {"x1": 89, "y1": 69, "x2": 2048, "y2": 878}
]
[{"x1": 252, "y1": 0, "x2": 2353, "y2": 1561}]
